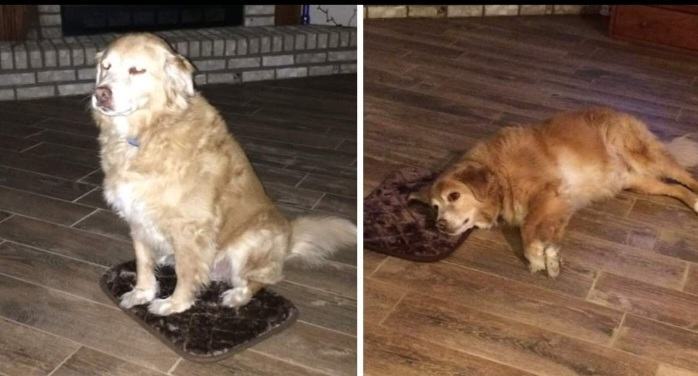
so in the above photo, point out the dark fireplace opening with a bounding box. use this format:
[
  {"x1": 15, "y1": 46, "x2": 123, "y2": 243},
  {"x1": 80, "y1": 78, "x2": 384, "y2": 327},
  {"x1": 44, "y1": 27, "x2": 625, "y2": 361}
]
[{"x1": 61, "y1": 5, "x2": 245, "y2": 36}]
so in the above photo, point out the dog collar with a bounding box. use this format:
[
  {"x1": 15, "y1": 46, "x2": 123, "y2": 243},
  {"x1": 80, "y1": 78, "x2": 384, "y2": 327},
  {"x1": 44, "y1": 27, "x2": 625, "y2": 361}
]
[{"x1": 126, "y1": 137, "x2": 140, "y2": 147}]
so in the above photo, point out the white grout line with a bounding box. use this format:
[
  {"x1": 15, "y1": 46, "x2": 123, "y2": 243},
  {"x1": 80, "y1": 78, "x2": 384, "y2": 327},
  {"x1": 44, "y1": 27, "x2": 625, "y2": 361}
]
[
  {"x1": 0, "y1": 164, "x2": 97, "y2": 189},
  {"x1": 75, "y1": 169, "x2": 102, "y2": 186},
  {"x1": 0, "y1": 270, "x2": 118, "y2": 311},
  {"x1": 18, "y1": 141, "x2": 43, "y2": 153},
  {"x1": 0, "y1": 183, "x2": 95, "y2": 209},
  {"x1": 675, "y1": 107, "x2": 684, "y2": 122},
  {"x1": 294, "y1": 172, "x2": 309, "y2": 189},
  {"x1": 71, "y1": 185, "x2": 100, "y2": 203},
  {"x1": 0, "y1": 316, "x2": 170, "y2": 375},
  {"x1": 378, "y1": 291, "x2": 406, "y2": 327},
  {"x1": 368, "y1": 255, "x2": 390, "y2": 278},
  {"x1": 22, "y1": 128, "x2": 46, "y2": 139},
  {"x1": 10, "y1": 211, "x2": 130, "y2": 243},
  {"x1": 679, "y1": 263, "x2": 691, "y2": 291},
  {"x1": 1, "y1": 239, "x2": 109, "y2": 270},
  {"x1": 247, "y1": 348, "x2": 334, "y2": 376},
  {"x1": 70, "y1": 208, "x2": 100, "y2": 228},
  {"x1": 310, "y1": 193, "x2": 326, "y2": 210},
  {"x1": 297, "y1": 319, "x2": 356, "y2": 338},
  {"x1": 166, "y1": 357, "x2": 182, "y2": 375},
  {"x1": 608, "y1": 312, "x2": 627, "y2": 347},
  {"x1": 46, "y1": 346, "x2": 82, "y2": 376},
  {"x1": 0, "y1": 213, "x2": 14, "y2": 225},
  {"x1": 585, "y1": 270, "x2": 602, "y2": 301}
]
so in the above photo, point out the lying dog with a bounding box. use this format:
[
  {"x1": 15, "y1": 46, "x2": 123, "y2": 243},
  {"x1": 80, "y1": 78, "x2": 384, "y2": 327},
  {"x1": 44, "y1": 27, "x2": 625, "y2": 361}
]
[
  {"x1": 91, "y1": 33, "x2": 356, "y2": 316},
  {"x1": 412, "y1": 107, "x2": 698, "y2": 277}
]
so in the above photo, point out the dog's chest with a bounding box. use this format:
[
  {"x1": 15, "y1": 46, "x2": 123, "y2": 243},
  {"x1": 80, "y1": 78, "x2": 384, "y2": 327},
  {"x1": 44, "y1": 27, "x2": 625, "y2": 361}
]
[
  {"x1": 105, "y1": 180, "x2": 146, "y2": 222},
  {"x1": 104, "y1": 177, "x2": 170, "y2": 253},
  {"x1": 101, "y1": 120, "x2": 169, "y2": 249}
]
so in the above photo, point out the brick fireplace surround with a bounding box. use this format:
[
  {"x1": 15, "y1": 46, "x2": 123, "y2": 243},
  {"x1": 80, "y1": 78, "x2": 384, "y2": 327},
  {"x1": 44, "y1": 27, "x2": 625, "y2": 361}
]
[{"x1": 0, "y1": 5, "x2": 357, "y2": 101}]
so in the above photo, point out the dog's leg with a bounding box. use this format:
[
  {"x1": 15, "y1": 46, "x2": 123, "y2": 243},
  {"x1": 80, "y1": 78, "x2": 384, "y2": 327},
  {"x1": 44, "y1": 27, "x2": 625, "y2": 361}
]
[
  {"x1": 120, "y1": 238, "x2": 158, "y2": 308},
  {"x1": 640, "y1": 148, "x2": 698, "y2": 192},
  {"x1": 222, "y1": 259, "x2": 282, "y2": 307},
  {"x1": 617, "y1": 123, "x2": 698, "y2": 192},
  {"x1": 521, "y1": 191, "x2": 571, "y2": 278},
  {"x1": 221, "y1": 280, "x2": 265, "y2": 308},
  {"x1": 220, "y1": 229, "x2": 285, "y2": 308},
  {"x1": 149, "y1": 228, "x2": 213, "y2": 316},
  {"x1": 627, "y1": 175, "x2": 698, "y2": 212},
  {"x1": 656, "y1": 160, "x2": 698, "y2": 193}
]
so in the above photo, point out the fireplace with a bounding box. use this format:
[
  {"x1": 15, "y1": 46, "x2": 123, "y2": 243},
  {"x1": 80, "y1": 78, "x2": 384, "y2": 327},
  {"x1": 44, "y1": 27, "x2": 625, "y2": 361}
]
[
  {"x1": 61, "y1": 5, "x2": 244, "y2": 36},
  {"x1": 0, "y1": 5, "x2": 357, "y2": 101}
]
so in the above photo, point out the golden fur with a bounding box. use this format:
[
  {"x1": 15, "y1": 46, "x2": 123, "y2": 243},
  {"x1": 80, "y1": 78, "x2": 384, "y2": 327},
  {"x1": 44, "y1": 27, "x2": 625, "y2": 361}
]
[
  {"x1": 92, "y1": 33, "x2": 355, "y2": 315},
  {"x1": 413, "y1": 107, "x2": 698, "y2": 277}
]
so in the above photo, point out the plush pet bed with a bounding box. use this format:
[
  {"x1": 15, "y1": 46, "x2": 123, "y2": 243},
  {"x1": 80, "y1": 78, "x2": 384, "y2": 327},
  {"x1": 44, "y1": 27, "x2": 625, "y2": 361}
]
[
  {"x1": 100, "y1": 260, "x2": 298, "y2": 362},
  {"x1": 364, "y1": 167, "x2": 472, "y2": 262}
]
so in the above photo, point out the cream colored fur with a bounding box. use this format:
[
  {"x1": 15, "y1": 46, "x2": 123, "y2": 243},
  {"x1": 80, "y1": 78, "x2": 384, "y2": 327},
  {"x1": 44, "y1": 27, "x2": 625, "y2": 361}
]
[{"x1": 92, "y1": 33, "x2": 356, "y2": 315}]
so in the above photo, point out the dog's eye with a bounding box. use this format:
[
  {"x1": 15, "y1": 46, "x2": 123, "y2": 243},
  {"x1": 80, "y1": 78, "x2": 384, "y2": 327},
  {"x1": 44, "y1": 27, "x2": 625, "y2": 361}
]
[
  {"x1": 448, "y1": 192, "x2": 460, "y2": 202},
  {"x1": 102, "y1": 62, "x2": 111, "y2": 70},
  {"x1": 432, "y1": 204, "x2": 438, "y2": 212},
  {"x1": 129, "y1": 67, "x2": 146, "y2": 75}
]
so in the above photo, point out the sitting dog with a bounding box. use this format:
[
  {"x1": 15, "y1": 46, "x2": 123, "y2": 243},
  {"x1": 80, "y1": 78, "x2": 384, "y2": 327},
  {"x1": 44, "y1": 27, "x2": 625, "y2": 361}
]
[
  {"x1": 91, "y1": 33, "x2": 356, "y2": 316},
  {"x1": 411, "y1": 107, "x2": 698, "y2": 277}
]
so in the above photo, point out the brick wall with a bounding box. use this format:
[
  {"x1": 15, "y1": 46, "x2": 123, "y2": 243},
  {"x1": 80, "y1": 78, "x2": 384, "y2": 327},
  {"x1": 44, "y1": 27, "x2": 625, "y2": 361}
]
[
  {"x1": 364, "y1": 5, "x2": 603, "y2": 19},
  {"x1": 0, "y1": 25, "x2": 356, "y2": 101}
]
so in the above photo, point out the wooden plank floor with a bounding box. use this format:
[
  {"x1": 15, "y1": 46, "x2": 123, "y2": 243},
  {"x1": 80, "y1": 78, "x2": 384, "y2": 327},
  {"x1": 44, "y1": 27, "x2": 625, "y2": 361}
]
[
  {"x1": 364, "y1": 16, "x2": 698, "y2": 376},
  {"x1": 0, "y1": 75, "x2": 357, "y2": 376}
]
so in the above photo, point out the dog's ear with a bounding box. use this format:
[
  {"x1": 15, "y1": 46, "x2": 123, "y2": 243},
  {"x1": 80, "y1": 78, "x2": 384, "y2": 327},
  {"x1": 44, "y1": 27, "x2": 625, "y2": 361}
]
[
  {"x1": 454, "y1": 163, "x2": 496, "y2": 202},
  {"x1": 164, "y1": 52, "x2": 195, "y2": 109},
  {"x1": 408, "y1": 184, "x2": 431, "y2": 204}
]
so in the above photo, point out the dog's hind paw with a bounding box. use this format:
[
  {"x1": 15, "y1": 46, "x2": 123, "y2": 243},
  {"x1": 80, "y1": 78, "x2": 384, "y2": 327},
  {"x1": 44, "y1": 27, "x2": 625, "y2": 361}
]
[
  {"x1": 148, "y1": 297, "x2": 192, "y2": 316},
  {"x1": 119, "y1": 286, "x2": 157, "y2": 309}
]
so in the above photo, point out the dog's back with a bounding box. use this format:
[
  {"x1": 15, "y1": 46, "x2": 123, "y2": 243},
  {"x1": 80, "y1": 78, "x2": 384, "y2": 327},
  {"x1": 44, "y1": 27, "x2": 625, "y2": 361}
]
[{"x1": 468, "y1": 108, "x2": 668, "y2": 221}]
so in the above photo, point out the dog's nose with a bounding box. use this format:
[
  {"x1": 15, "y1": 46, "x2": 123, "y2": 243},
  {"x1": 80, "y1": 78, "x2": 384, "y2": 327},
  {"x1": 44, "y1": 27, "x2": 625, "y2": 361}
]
[
  {"x1": 436, "y1": 219, "x2": 448, "y2": 232},
  {"x1": 94, "y1": 86, "x2": 112, "y2": 107}
]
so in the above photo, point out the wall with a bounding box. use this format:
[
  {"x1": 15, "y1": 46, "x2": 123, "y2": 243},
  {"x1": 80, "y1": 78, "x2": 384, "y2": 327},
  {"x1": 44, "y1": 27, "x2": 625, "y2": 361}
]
[
  {"x1": 364, "y1": 5, "x2": 602, "y2": 19},
  {"x1": 310, "y1": 5, "x2": 357, "y2": 27}
]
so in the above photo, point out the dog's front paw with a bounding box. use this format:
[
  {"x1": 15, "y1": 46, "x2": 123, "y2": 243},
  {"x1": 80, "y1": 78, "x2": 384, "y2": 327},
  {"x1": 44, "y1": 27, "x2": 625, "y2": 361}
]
[
  {"x1": 545, "y1": 245, "x2": 561, "y2": 278},
  {"x1": 528, "y1": 257, "x2": 546, "y2": 274},
  {"x1": 148, "y1": 297, "x2": 193, "y2": 316},
  {"x1": 221, "y1": 287, "x2": 252, "y2": 308},
  {"x1": 120, "y1": 286, "x2": 157, "y2": 309}
]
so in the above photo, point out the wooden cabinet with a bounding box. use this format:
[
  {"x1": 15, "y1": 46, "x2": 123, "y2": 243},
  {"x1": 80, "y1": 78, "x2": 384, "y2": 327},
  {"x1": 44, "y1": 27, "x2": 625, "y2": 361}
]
[
  {"x1": 610, "y1": 5, "x2": 698, "y2": 52},
  {"x1": 0, "y1": 5, "x2": 33, "y2": 41}
]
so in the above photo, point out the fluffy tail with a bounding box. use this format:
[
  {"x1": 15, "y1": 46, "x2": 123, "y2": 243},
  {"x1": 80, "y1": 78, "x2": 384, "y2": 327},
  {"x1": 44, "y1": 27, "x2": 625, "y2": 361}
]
[
  {"x1": 666, "y1": 134, "x2": 698, "y2": 168},
  {"x1": 285, "y1": 216, "x2": 356, "y2": 267}
]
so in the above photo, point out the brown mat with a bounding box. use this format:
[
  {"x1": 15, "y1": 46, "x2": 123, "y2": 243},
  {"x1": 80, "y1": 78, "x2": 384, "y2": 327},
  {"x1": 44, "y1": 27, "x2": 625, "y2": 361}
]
[
  {"x1": 364, "y1": 167, "x2": 472, "y2": 262},
  {"x1": 100, "y1": 260, "x2": 298, "y2": 363}
]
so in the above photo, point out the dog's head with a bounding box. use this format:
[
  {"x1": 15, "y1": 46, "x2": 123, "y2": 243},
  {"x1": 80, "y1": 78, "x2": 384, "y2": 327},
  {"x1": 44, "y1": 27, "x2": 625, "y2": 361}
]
[
  {"x1": 410, "y1": 161, "x2": 502, "y2": 235},
  {"x1": 92, "y1": 33, "x2": 195, "y2": 117}
]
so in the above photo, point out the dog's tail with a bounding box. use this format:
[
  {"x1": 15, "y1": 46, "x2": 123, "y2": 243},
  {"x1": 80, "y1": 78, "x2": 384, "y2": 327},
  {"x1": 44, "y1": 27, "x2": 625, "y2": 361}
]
[
  {"x1": 285, "y1": 216, "x2": 356, "y2": 267},
  {"x1": 666, "y1": 133, "x2": 698, "y2": 168}
]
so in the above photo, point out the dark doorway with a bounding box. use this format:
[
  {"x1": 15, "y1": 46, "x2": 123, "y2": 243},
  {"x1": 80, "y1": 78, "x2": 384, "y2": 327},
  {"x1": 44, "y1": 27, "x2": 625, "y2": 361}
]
[
  {"x1": 275, "y1": 5, "x2": 301, "y2": 25},
  {"x1": 61, "y1": 5, "x2": 244, "y2": 36}
]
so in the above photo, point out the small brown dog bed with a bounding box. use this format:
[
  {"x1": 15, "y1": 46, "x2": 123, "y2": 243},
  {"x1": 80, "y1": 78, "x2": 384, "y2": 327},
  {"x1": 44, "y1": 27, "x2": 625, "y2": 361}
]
[
  {"x1": 100, "y1": 261, "x2": 298, "y2": 362},
  {"x1": 364, "y1": 167, "x2": 472, "y2": 262}
]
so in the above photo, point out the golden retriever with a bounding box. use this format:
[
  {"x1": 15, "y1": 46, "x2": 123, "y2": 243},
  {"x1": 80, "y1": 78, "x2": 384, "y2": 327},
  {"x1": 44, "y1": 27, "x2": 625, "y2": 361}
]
[
  {"x1": 412, "y1": 107, "x2": 698, "y2": 277},
  {"x1": 91, "y1": 33, "x2": 356, "y2": 316}
]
